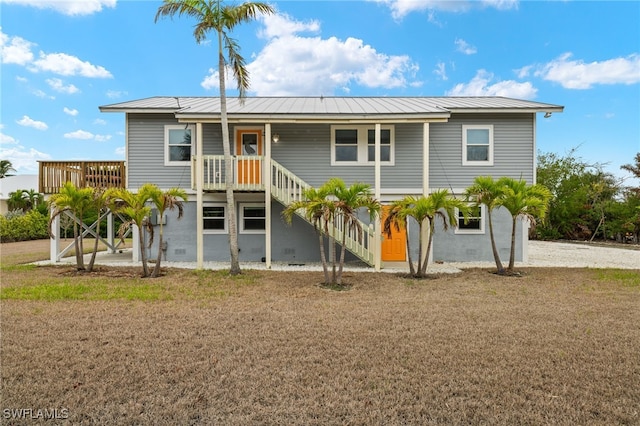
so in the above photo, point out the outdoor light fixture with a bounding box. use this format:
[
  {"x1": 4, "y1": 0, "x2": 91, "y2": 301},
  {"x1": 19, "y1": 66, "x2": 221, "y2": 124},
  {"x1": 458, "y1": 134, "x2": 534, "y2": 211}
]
[
  {"x1": 544, "y1": 112, "x2": 552, "y2": 118},
  {"x1": 272, "y1": 133, "x2": 280, "y2": 143}
]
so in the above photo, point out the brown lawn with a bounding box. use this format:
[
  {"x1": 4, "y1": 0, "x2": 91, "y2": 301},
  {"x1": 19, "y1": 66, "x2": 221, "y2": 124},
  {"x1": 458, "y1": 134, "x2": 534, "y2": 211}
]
[{"x1": 1, "y1": 240, "x2": 639, "y2": 425}]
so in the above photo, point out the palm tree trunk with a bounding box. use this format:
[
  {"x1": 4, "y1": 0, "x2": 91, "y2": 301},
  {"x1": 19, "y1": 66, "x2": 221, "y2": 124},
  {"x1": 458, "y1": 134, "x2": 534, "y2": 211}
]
[
  {"x1": 336, "y1": 219, "x2": 348, "y2": 285},
  {"x1": 415, "y1": 222, "x2": 424, "y2": 278},
  {"x1": 317, "y1": 229, "x2": 330, "y2": 284},
  {"x1": 151, "y1": 222, "x2": 164, "y2": 278},
  {"x1": 508, "y1": 216, "x2": 517, "y2": 272},
  {"x1": 420, "y1": 221, "x2": 434, "y2": 277},
  {"x1": 487, "y1": 210, "x2": 504, "y2": 274},
  {"x1": 139, "y1": 226, "x2": 149, "y2": 277},
  {"x1": 87, "y1": 213, "x2": 101, "y2": 272},
  {"x1": 72, "y1": 220, "x2": 84, "y2": 271},
  {"x1": 405, "y1": 231, "x2": 416, "y2": 276},
  {"x1": 330, "y1": 235, "x2": 337, "y2": 284},
  {"x1": 218, "y1": 30, "x2": 241, "y2": 276}
]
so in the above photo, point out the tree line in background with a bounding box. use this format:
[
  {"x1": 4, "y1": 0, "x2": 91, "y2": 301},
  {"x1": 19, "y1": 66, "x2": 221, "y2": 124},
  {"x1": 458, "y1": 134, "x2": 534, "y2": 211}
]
[{"x1": 534, "y1": 150, "x2": 640, "y2": 244}]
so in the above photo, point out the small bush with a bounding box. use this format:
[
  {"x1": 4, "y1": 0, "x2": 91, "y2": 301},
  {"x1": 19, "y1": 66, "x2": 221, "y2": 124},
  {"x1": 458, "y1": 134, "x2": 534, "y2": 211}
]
[{"x1": 0, "y1": 210, "x2": 49, "y2": 242}]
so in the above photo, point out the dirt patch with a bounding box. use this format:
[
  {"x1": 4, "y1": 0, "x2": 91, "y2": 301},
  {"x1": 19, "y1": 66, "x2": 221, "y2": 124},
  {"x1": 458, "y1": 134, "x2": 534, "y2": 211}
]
[{"x1": 1, "y1": 264, "x2": 639, "y2": 424}]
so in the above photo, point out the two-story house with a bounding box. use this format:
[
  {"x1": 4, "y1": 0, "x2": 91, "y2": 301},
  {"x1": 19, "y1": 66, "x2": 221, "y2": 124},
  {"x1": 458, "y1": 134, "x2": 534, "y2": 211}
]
[{"x1": 93, "y1": 96, "x2": 562, "y2": 270}]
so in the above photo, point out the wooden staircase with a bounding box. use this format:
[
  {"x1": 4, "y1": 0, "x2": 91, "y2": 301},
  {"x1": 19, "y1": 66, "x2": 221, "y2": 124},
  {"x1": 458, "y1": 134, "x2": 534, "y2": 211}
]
[{"x1": 269, "y1": 160, "x2": 376, "y2": 266}]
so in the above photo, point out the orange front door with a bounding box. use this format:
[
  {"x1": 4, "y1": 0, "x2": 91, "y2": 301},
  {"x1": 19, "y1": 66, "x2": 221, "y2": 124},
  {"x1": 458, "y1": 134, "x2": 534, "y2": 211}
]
[
  {"x1": 381, "y1": 206, "x2": 407, "y2": 261},
  {"x1": 235, "y1": 129, "x2": 262, "y2": 185}
]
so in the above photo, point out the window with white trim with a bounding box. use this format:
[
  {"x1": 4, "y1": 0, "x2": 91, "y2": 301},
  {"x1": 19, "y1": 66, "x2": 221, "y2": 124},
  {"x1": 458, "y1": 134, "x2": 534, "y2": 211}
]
[
  {"x1": 462, "y1": 125, "x2": 493, "y2": 166},
  {"x1": 203, "y1": 204, "x2": 227, "y2": 233},
  {"x1": 331, "y1": 125, "x2": 394, "y2": 165},
  {"x1": 240, "y1": 204, "x2": 266, "y2": 234},
  {"x1": 165, "y1": 125, "x2": 194, "y2": 166},
  {"x1": 455, "y1": 204, "x2": 485, "y2": 234}
]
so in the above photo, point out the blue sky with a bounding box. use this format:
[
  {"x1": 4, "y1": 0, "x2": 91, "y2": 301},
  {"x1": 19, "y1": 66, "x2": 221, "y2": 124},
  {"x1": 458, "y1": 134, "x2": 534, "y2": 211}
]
[{"x1": 1, "y1": 0, "x2": 639, "y2": 186}]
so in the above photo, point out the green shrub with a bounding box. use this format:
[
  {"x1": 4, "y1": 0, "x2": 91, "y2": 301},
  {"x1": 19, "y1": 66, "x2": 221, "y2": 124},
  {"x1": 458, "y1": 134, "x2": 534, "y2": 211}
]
[{"x1": 0, "y1": 210, "x2": 49, "y2": 242}]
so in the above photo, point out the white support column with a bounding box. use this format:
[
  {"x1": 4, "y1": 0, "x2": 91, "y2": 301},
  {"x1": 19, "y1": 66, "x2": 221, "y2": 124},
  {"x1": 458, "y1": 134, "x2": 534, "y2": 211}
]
[
  {"x1": 50, "y1": 207, "x2": 60, "y2": 262},
  {"x1": 423, "y1": 122, "x2": 432, "y2": 264},
  {"x1": 132, "y1": 224, "x2": 140, "y2": 262},
  {"x1": 374, "y1": 123, "x2": 381, "y2": 271},
  {"x1": 107, "y1": 209, "x2": 115, "y2": 254},
  {"x1": 264, "y1": 123, "x2": 272, "y2": 269},
  {"x1": 196, "y1": 122, "x2": 204, "y2": 269},
  {"x1": 423, "y1": 122, "x2": 430, "y2": 196}
]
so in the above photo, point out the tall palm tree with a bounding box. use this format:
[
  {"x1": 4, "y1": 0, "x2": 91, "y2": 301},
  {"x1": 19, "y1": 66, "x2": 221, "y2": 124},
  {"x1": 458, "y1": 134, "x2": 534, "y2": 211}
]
[
  {"x1": 48, "y1": 182, "x2": 94, "y2": 271},
  {"x1": 465, "y1": 176, "x2": 507, "y2": 274},
  {"x1": 329, "y1": 178, "x2": 380, "y2": 285},
  {"x1": 155, "y1": 0, "x2": 274, "y2": 276},
  {"x1": 148, "y1": 187, "x2": 188, "y2": 278},
  {"x1": 23, "y1": 189, "x2": 43, "y2": 211},
  {"x1": 0, "y1": 160, "x2": 16, "y2": 178},
  {"x1": 384, "y1": 190, "x2": 468, "y2": 278},
  {"x1": 497, "y1": 177, "x2": 552, "y2": 273},
  {"x1": 108, "y1": 184, "x2": 156, "y2": 277},
  {"x1": 282, "y1": 185, "x2": 335, "y2": 284},
  {"x1": 384, "y1": 198, "x2": 416, "y2": 276}
]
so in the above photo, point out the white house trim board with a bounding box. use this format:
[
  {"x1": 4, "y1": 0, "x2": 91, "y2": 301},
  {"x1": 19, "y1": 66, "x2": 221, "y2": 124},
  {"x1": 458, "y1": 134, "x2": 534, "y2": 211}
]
[
  {"x1": 196, "y1": 122, "x2": 204, "y2": 269},
  {"x1": 264, "y1": 123, "x2": 272, "y2": 269}
]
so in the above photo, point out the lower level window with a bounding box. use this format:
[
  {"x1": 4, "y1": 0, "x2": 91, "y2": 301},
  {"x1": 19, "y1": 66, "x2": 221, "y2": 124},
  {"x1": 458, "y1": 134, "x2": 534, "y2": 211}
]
[
  {"x1": 240, "y1": 204, "x2": 266, "y2": 233},
  {"x1": 455, "y1": 204, "x2": 484, "y2": 234},
  {"x1": 203, "y1": 205, "x2": 226, "y2": 233}
]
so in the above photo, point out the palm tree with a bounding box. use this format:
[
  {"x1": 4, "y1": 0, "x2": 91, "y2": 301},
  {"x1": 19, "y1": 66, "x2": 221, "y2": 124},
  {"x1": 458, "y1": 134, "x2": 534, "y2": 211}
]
[
  {"x1": 465, "y1": 176, "x2": 507, "y2": 274},
  {"x1": 48, "y1": 182, "x2": 94, "y2": 271},
  {"x1": 23, "y1": 189, "x2": 43, "y2": 211},
  {"x1": 0, "y1": 160, "x2": 16, "y2": 178},
  {"x1": 329, "y1": 178, "x2": 380, "y2": 285},
  {"x1": 7, "y1": 190, "x2": 27, "y2": 212},
  {"x1": 282, "y1": 185, "x2": 335, "y2": 284},
  {"x1": 384, "y1": 190, "x2": 468, "y2": 278},
  {"x1": 108, "y1": 184, "x2": 156, "y2": 277},
  {"x1": 384, "y1": 198, "x2": 416, "y2": 276},
  {"x1": 86, "y1": 188, "x2": 110, "y2": 273},
  {"x1": 155, "y1": 1, "x2": 274, "y2": 276},
  {"x1": 497, "y1": 177, "x2": 552, "y2": 273},
  {"x1": 148, "y1": 187, "x2": 188, "y2": 278}
]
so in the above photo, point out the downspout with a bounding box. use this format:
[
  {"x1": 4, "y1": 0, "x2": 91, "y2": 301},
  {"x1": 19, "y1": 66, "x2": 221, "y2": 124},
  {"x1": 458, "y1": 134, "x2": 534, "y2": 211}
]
[
  {"x1": 423, "y1": 122, "x2": 431, "y2": 265},
  {"x1": 374, "y1": 123, "x2": 381, "y2": 271},
  {"x1": 196, "y1": 122, "x2": 204, "y2": 269},
  {"x1": 264, "y1": 123, "x2": 272, "y2": 269}
]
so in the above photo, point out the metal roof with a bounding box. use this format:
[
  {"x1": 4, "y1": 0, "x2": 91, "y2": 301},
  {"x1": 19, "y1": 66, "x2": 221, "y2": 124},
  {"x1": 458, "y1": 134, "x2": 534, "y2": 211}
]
[{"x1": 100, "y1": 96, "x2": 563, "y2": 121}]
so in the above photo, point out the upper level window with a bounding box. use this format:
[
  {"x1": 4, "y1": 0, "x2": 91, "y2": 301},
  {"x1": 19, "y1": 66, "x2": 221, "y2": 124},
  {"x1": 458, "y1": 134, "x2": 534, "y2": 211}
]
[
  {"x1": 331, "y1": 125, "x2": 394, "y2": 166},
  {"x1": 240, "y1": 204, "x2": 266, "y2": 234},
  {"x1": 462, "y1": 125, "x2": 493, "y2": 166},
  {"x1": 367, "y1": 129, "x2": 391, "y2": 162},
  {"x1": 165, "y1": 125, "x2": 194, "y2": 166},
  {"x1": 455, "y1": 204, "x2": 485, "y2": 234}
]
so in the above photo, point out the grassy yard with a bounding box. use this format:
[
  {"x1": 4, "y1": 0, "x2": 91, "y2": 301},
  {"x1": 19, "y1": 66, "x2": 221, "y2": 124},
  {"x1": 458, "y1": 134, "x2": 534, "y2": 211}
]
[{"x1": 1, "y1": 241, "x2": 639, "y2": 424}]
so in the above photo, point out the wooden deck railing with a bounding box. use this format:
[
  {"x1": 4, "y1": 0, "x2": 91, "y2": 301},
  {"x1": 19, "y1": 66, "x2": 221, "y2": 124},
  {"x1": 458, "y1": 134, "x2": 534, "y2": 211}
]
[{"x1": 39, "y1": 161, "x2": 126, "y2": 194}]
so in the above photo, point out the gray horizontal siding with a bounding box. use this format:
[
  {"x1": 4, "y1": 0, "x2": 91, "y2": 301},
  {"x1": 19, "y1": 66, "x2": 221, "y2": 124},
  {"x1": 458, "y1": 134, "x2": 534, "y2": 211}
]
[
  {"x1": 127, "y1": 113, "x2": 193, "y2": 189},
  {"x1": 429, "y1": 114, "x2": 535, "y2": 188}
]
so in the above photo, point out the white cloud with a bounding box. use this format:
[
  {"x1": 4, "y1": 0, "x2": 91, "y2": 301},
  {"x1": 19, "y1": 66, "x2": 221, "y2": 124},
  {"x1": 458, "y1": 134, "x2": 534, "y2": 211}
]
[
  {"x1": 32, "y1": 52, "x2": 112, "y2": 78},
  {"x1": 0, "y1": 131, "x2": 17, "y2": 145},
  {"x1": 106, "y1": 90, "x2": 127, "y2": 99},
  {"x1": 17, "y1": 115, "x2": 48, "y2": 130},
  {"x1": 93, "y1": 118, "x2": 107, "y2": 125},
  {"x1": 534, "y1": 53, "x2": 640, "y2": 89},
  {"x1": 64, "y1": 130, "x2": 111, "y2": 142},
  {"x1": 455, "y1": 38, "x2": 477, "y2": 55},
  {"x1": 434, "y1": 62, "x2": 447, "y2": 80},
  {"x1": 64, "y1": 130, "x2": 94, "y2": 140},
  {"x1": 372, "y1": 0, "x2": 517, "y2": 19},
  {"x1": 447, "y1": 69, "x2": 537, "y2": 98},
  {"x1": 47, "y1": 78, "x2": 80, "y2": 94},
  {"x1": 204, "y1": 13, "x2": 420, "y2": 95},
  {"x1": 0, "y1": 29, "x2": 34, "y2": 65},
  {"x1": 0, "y1": 145, "x2": 51, "y2": 173},
  {"x1": 114, "y1": 146, "x2": 125, "y2": 157},
  {"x1": 63, "y1": 107, "x2": 79, "y2": 116},
  {"x1": 1, "y1": 0, "x2": 116, "y2": 16}
]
